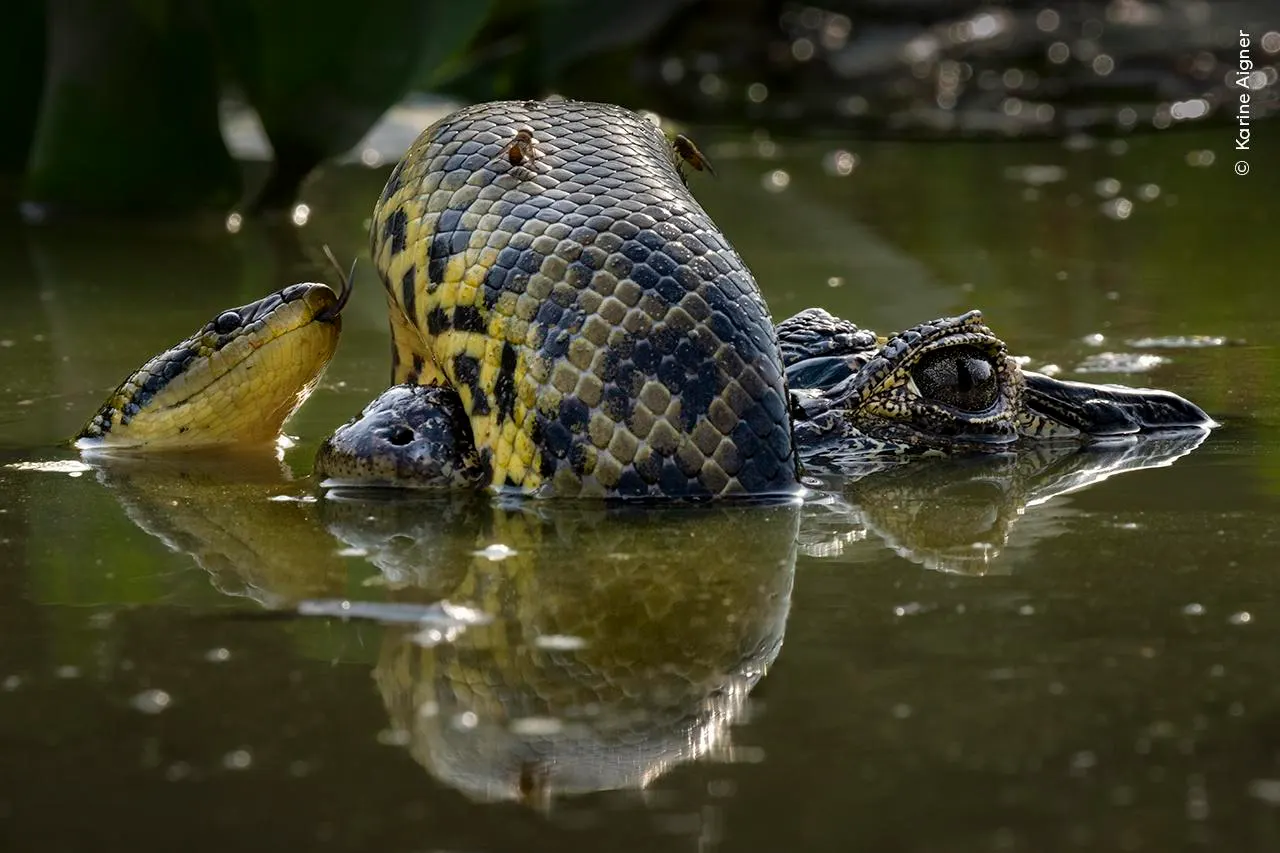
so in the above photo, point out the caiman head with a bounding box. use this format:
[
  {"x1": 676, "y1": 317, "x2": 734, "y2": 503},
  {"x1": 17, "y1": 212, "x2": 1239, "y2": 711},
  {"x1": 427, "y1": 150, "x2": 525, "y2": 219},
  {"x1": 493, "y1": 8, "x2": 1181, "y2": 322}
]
[{"x1": 782, "y1": 308, "x2": 1214, "y2": 456}]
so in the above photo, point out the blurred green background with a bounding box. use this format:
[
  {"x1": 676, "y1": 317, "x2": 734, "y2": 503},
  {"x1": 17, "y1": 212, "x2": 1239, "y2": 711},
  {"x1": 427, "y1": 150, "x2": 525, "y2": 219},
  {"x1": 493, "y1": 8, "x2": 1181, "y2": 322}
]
[{"x1": 4, "y1": 0, "x2": 1276, "y2": 215}]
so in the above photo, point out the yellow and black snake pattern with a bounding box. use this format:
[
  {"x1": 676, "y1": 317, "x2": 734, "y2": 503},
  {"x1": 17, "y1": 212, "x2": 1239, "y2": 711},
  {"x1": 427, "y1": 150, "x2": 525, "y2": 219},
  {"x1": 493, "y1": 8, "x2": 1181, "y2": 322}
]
[
  {"x1": 77, "y1": 283, "x2": 343, "y2": 449},
  {"x1": 369, "y1": 100, "x2": 798, "y2": 498}
]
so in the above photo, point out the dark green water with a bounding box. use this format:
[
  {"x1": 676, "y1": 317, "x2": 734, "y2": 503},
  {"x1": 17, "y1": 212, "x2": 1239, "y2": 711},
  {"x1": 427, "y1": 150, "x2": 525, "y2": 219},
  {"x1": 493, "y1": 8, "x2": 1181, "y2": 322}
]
[{"x1": 2, "y1": 124, "x2": 1279, "y2": 852}]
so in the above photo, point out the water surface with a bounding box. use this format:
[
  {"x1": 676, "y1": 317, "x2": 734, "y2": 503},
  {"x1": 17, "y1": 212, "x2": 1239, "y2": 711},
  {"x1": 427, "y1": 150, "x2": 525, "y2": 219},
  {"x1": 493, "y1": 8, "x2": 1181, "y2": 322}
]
[{"x1": 2, "y1": 125, "x2": 1279, "y2": 852}]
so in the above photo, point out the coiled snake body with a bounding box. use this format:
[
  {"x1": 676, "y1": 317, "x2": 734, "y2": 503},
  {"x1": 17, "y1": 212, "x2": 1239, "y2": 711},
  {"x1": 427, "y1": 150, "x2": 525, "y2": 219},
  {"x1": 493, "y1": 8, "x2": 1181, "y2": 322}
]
[{"x1": 367, "y1": 100, "x2": 796, "y2": 498}]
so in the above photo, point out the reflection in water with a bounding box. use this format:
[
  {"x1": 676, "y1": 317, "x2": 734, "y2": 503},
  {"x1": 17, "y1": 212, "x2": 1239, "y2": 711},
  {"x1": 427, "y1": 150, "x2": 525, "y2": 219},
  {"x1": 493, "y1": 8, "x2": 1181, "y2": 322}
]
[
  {"x1": 800, "y1": 431, "x2": 1209, "y2": 574},
  {"x1": 335, "y1": 499, "x2": 798, "y2": 805},
  {"x1": 75, "y1": 431, "x2": 1206, "y2": 807},
  {"x1": 81, "y1": 450, "x2": 346, "y2": 604},
  {"x1": 79, "y1": 452, "x2": 800, "y2": 804}
]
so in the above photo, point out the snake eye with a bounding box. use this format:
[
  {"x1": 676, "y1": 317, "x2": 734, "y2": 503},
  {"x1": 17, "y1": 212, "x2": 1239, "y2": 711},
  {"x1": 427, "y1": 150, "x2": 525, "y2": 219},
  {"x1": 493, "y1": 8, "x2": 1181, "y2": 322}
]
[
  {"x1": 911, "y1": 346, "x2": 1000, "y2": 412},
  {"x1": 214, "y1": 311, "x2": 242, "y2": 334}
]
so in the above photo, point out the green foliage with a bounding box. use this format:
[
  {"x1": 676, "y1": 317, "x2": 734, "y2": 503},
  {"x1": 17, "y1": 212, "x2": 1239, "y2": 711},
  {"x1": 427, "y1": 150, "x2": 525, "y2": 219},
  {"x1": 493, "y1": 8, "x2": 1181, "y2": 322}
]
[
  {"x1": 25, "y1": 0, "x2": 239, "y2": 214},
  {"x1": 425, "y1": 0, "x2": 690, "y2": 100},
  {"x1": 211, "y1": 0, "x2": 497, "y2": 210},
  {"x1": 412, "y1": 0, "x2": 502, "y2": 89},
  {"x1": 20, "y1": 0, "x2": 502, "y2": 214},
  {"x1": 0, "y1": 0, "x2": 45, "y2": 176}
]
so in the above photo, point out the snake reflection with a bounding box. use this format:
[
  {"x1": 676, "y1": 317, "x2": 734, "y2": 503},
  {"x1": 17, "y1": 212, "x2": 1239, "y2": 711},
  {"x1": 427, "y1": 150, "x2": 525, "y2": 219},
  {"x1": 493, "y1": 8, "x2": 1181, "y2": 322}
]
[{"x1": 80, "y1": 430, "x2": 1205, "y2": 805}]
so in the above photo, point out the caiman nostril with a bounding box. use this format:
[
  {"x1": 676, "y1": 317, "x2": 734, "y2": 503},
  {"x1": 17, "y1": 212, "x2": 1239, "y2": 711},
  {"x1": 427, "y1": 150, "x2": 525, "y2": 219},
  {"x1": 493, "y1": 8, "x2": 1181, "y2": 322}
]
[{"x1": 386, "y1": 425, "x2": 415, "y2": 446}]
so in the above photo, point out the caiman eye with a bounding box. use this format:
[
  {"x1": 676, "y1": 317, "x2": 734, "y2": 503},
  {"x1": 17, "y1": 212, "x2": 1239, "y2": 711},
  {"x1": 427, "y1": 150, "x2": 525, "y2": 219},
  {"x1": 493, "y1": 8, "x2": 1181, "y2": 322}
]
[{"x1": 911, "y1": 346, "x2": 1000, "y2": 412}]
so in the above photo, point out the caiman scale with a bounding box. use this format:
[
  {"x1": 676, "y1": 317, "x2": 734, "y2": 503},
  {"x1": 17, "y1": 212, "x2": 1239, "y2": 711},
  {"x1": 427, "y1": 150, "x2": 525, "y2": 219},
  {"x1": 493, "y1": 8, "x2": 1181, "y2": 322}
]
[{"x1": 77, "y1": 100, "x2": 1214, "y2": 495}]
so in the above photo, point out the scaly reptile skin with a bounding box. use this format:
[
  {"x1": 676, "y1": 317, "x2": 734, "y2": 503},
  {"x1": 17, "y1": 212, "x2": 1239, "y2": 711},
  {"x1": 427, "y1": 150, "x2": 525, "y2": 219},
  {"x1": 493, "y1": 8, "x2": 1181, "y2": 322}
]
[
  {"x1": 369, "y1": 100, "x2": 798, "y2": 499},
  {"x1": 77, "y1": 284, "x2": 342, "y2": 449},
  {"x1": 77, "y1": 101, "x2": 1212, "y2": 480}
]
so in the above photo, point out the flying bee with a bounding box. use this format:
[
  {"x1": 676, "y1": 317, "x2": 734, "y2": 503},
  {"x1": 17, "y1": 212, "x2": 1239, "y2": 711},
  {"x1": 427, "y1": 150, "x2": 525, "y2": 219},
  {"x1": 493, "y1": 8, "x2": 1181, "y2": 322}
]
[
  {"x1": 671, "y1": 133, "x2": 716, "y2": 182},
  {"x1": 495, "y1": 126, "x2": 539, "y2": 170}
]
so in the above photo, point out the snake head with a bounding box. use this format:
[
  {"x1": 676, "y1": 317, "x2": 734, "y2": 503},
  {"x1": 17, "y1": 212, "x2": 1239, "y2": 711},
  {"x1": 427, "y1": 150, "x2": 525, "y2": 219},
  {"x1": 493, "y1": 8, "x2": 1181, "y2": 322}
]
[{"x1": 75, "y1": 282, "x2": 344, "y2": 449}]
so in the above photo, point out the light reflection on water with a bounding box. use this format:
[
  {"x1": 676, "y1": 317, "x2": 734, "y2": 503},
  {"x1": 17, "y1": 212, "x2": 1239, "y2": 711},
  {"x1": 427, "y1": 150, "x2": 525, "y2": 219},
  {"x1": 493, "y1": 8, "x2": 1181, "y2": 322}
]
[{"x1": 1, "y1": 125, "x2": 1278, "y2": 851}]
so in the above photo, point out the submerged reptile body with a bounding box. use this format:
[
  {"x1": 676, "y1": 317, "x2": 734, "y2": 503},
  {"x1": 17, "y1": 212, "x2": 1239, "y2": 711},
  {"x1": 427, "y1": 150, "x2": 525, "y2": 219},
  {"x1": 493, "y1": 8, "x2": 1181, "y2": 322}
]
[{"x1": 369, "y1": 100, "x2": 797, "y2": 498}]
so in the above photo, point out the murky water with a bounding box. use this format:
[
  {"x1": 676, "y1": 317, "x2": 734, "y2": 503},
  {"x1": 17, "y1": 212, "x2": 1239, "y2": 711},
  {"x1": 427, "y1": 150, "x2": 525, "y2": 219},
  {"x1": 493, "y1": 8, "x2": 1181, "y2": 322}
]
[{"x1": 2, "y1": 124, "x2": 1279, "y2": 852}]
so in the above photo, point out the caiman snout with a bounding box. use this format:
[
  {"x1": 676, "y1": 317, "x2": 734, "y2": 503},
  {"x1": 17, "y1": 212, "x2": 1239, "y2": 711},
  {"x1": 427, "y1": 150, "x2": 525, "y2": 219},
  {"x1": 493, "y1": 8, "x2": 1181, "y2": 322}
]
[{"x1": 1021, "y1": 371, "x2": 1215, "y2": 438}]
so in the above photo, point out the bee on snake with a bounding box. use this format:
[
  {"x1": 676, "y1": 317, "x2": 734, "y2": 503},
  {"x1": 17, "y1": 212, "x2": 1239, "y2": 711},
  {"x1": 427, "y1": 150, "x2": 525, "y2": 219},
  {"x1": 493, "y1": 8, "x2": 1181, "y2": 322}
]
[
  {"x1": 495, "y1": 126, "x2": 540, "y2": 170},
  {"x1": 671, "y1": 133, "x2": 716, "y2": 182}
]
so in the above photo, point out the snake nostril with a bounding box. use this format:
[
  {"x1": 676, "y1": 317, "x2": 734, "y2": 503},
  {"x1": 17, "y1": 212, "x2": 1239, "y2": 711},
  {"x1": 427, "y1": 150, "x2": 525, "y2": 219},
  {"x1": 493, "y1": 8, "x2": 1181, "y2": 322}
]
[{"x1": 385, "y1": 425, "x2": 415, "y2": 446}]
